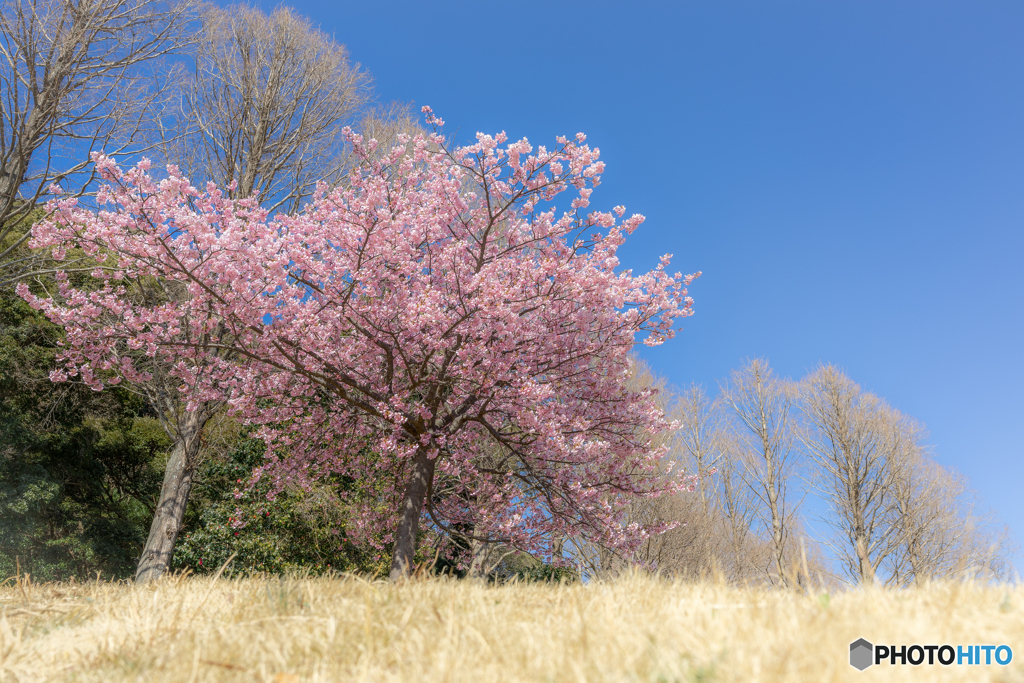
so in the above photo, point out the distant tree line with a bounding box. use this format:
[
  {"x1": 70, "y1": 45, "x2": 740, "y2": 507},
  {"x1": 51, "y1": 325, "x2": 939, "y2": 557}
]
[{"x1": 574, "y1": 358, "x2": 1013, "y2": 587}]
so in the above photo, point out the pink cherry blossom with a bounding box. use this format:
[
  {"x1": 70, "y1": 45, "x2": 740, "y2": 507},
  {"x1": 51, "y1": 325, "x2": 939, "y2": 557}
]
[{"x1": 21, "y1": 113, "x2": 700, "y2": 578}]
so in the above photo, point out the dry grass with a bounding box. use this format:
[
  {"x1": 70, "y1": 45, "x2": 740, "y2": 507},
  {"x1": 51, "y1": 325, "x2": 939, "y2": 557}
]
[{"x1": 0, "y1": 571, "x2": 1021, "y2": 682}]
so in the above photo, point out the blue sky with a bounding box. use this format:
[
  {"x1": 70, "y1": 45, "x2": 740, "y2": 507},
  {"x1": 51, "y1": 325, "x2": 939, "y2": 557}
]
[{"x1": 258, "y1": 0, "x2": 1024, "y2": 568}]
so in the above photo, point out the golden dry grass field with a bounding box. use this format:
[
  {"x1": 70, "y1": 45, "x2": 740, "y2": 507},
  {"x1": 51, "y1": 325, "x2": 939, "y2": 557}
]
[{"x1": 0, "y1": 572, "x2": 1021, "y2": 683}]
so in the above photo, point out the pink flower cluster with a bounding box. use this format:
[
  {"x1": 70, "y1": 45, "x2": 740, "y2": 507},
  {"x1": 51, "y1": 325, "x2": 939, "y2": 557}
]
[{"x1": 20, "y1": 112, "x2": 699, "y2": 562}]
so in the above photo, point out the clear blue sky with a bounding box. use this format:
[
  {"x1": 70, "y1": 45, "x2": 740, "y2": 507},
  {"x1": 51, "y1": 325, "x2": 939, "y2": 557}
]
[{"x1": 259, "y1": 0, "x2": 1024, "y2": 568}]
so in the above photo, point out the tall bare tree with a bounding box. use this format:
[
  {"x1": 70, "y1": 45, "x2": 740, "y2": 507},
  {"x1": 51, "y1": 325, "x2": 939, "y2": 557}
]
[
  {"x1": 165, "y1": 4, "x2": 372, "y2": 213},
  {"x1": 722, "y1": 358, "x2": 801, "y2": 586},
  {"x1": 355, "y1": 100, "x2": 424, "y2": 163},
  {"x1": 798, "y1": 364, "x2": 908, "y2": 584},
  {"x1": 0, "y1": 0, "x2": 195, "y2": 285},
  {"x1": 0, "y1": 0, "x2": 210, "y2": 585},
  {"x1": 713, "y1": 433, "x2": 760, "y2": 572}
]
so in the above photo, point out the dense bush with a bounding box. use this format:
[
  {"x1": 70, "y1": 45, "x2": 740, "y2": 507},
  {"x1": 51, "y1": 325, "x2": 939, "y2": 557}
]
[
  {"x1": 174, "y1": 436, "x2": 390, "y2": 577},
  {"x1": 0, "y1": 288, "x2": 167, "y2": 581}
]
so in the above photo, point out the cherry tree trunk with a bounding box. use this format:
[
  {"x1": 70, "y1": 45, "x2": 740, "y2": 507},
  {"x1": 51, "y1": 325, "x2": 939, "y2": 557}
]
[
  {"x1": 468, "y1": 536, "x2": 491, "y2": 578},
  {"x1": 135, "y1": 409, "x2": 208, "y2": 583},
  {"x1": 389, "y1": 447, "x2": 435, "y2": 581}
]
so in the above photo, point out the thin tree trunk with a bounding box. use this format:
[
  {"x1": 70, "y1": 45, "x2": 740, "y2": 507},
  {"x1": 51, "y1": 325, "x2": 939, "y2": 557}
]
[
  {"x1": 856, "y1": 535, "x2": 875, "y2": 584},
  {"x1": 135, "y1": 408, "x2": 209, "y2": 583},
  {"x1": 389, "y1": 447, "x2": 435, "y2": 581}
]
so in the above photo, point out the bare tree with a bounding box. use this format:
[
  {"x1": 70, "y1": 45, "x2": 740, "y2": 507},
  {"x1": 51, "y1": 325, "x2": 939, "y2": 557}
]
[
  {"x1": 800, "y1": 364, "x2": 1014, "y2": 587},
  {"x1": 0, "y1": 0, "x2": 217, "y2": 584},
  {"x1": 573, "y1": 358, "x2": 1012, "y2": 589},
  {"x1": 676, "y1": 384, "x2": 725, "y2": 515},
  {"x1": 798, "y1": 364, "x2": 909, "y2": 585},
  {"x1": 712, "y1": 432, "x2": 770, "y2": 581},
  {"x1": 885, "y1": 423, "x2": 948, "y2": 586},
  {"x1": 166, "y1": 4, "x2": 372, "y2": 213},
  {"x1": 355, "y1": 100, "x2": 425, "y2": 163},
  {"x1": 652, "y1": 383, "x2": 760, "y2": 581},
  {"x1": 722, "y1": 358, "x2": 801, "y2": 586},
  {"x1": 0, "y1": 0, "x2": 195, "y2": 285},
  {"x1": 886, "y1": 436, "x2": 1013, "y2": 585},
  {"x1": 572, "y1": 362, "x2": 835, "y2": 587}
]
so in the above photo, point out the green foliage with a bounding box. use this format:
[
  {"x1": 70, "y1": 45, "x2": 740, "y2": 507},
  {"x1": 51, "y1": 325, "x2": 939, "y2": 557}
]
[
  {"x1": 495, "y1": 551, "x2": 579, "y2": 583},
  {"x1": 175, "y1": 436, "x2": 390, "y2": 577},
  {"x1": 510, "y1": 563, "x2": 579, "y2": 583},
  {"x1": 0, "y1": 286, "x2": 168, "y2": 581}
]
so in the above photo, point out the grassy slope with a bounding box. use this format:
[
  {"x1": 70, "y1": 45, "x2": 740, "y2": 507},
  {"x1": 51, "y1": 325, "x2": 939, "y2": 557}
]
[{"x1": 0, "y1": 573, "x2": 1021, "y2": 682}]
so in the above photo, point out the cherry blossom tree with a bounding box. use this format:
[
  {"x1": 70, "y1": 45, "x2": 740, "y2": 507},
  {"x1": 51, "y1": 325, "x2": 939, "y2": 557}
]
[{"x1": 20, "y1": 109, "x2": 699, "y2": 579}]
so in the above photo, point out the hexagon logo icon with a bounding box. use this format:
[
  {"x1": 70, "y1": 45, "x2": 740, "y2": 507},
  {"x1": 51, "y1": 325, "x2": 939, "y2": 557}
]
[{"x1": 850, "y1": 638, "x2": 874, "y2": 671}]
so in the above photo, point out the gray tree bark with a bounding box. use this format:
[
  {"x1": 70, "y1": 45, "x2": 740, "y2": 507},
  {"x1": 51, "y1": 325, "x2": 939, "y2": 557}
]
[
  {"x1": 388, "y1": 447, "x2": 435, "y2": 581},
  {"x1": 468, "y1": 537, "x2": 491, "y2": 578},
  {"x1": 135, "y1": 407, "x2": 210, "y2": 583}
]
